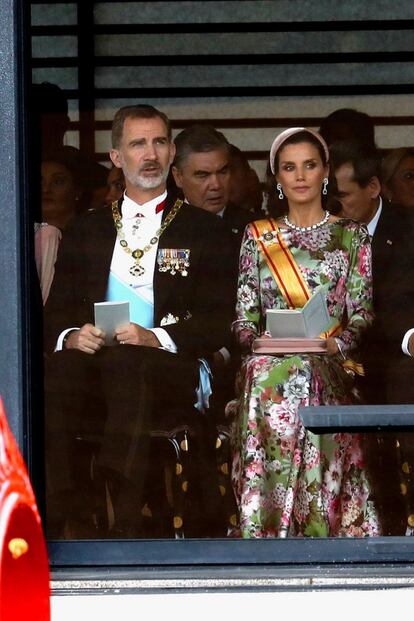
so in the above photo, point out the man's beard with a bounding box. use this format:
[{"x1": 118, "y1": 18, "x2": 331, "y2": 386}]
[{"x1": 121, "y1": 159, "x2": 169, "y2": 190}]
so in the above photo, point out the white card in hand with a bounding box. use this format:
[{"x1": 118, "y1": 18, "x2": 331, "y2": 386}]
[{"x1": 94, "y1": 301, "x2": 130, "y2": 346}]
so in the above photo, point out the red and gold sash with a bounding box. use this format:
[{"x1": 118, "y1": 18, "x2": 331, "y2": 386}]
[
  {"x1": 249, "y1": 219, "x2": 310, "y2": 310},
  {"x1": 249, "y1": 218, "x2": 364, "y2": 374}
]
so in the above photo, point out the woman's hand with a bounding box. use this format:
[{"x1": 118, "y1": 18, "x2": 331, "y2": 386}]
[{"x1": 326, "y1": 337, "x2": 339, "y2": 356}]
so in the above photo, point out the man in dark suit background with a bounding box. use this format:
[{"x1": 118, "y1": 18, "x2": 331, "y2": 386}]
[
  {"x1": 330, "y1": 139, "x2": 414, "y2": 534},
  {"x1": 170, "y1": 125, "x2": 258, "y2": 531},
  {"x1": 44, "y1": 106, "x2": 233, "y2": 538},
  {"x1": 172, "y1": 125, "x2": 256, "y2": 248},
  {"x1": 228, "y1": 144, "x2": 263, "y2": 214},
  {"x1": 172, "y1": 124, "x2": 259, "y2": 359},
  {"x1": 330, "y1": 140, "x2": 414, "y2": 402}
]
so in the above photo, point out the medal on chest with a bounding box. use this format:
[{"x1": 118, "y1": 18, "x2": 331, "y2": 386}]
[{"x1": 157, "y1": 248, "x2": 190, "y2": 276}]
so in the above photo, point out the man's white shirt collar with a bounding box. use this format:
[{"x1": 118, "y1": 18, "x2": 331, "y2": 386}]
[
  {"x1": 367, "y1": 197, "x2": 382, "y2": 238},
  {"x1": 121, "y1": 190, "x2": 167, "y2": 220}
]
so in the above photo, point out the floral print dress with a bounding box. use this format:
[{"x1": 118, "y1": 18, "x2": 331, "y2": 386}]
[{"x1": 227, "y1": 218, "x2": 380, "y2": 538}]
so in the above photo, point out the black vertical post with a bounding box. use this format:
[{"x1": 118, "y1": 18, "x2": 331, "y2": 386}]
[{"x1": 77, "y1": 2, "x2": 96, "y2": 158}]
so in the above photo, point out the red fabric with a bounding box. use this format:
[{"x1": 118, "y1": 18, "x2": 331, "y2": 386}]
[
  {"x1": 155, "y1": 198, "x2": 167, "y2": 214},
  {"x1": 0, "y1": 397, "x2": 50, "y2": 620}
]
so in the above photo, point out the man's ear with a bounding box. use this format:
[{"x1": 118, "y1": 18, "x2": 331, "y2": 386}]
[
  {"x1": 367, "y1": 176, "x2": 381, "y2": 200},
  {"x1": 109, "y1": 149, "x2": 122, "y2": 169},
  {"x1": 171, "y1": 165, "x2": 183, "y2": 189}
]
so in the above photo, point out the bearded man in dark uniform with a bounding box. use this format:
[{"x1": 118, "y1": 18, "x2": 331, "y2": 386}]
[{"x1": 44, "y1": 106, "x2": 233, "y2": 538}]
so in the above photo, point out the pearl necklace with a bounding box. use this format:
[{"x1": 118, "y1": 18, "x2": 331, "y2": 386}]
[{"x1": 284, "y1": 210, "x2": 330, "y2": 233}]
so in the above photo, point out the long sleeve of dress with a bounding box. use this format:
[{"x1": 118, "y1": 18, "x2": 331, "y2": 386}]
[
  {"x1": 333, "y1": 223, "x2": 374, "y2": 353},
  {"x1": 232, "y1": 226, "x2": 262, "y2": 354}
]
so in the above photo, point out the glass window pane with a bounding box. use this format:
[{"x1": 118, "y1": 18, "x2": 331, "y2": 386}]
[{"x1": 27, "y1": 0, "x2": 414, "y2": 555}]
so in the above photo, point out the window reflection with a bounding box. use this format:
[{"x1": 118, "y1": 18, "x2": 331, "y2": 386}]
[{"x1": 31, "y1": 2, "x2": 414, "y2": 542}]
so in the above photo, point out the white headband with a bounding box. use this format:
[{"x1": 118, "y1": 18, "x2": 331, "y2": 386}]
[{"x1": 269, "y1": 127, "x2": 329, "y2": 174}]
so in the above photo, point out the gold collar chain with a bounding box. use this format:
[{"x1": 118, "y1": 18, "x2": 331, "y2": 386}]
[{"x1": 111, "y1": 198, "x2": 183, "y2": 276}]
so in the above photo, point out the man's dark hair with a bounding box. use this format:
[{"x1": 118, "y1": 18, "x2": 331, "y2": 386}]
[
  {"x1": 329, "y1": 140, "x2": 382, "y2": 188},
  {"x1": 32, "y1": 82, "x2": 69, "y2": 116},
  {"x1": 111, "y1": 105, "x2": 171, "y2": 148},
  {"x1": 228, "y1": 143, "x2": 251, "y2": 173},
  {"x1": 319, "y1": 108, "x2": 376, "y2": 149},
  {"x1": 173, "y1": 124, "x2": 230, "y2": 169}
]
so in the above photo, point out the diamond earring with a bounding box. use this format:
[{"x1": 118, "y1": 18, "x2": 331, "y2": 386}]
[
  {"x1": 276, "y1": 183, "x2": 284, "y2": 200},
  {"x1": 322, "y1": 178, "x2": 329, "y2": 196}
]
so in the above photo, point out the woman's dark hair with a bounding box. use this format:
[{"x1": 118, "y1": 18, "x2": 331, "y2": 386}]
[
  {"x1": 266, "y1": 130, "x2": 328, "y2": 218},
  {"x1": 42, "y1": 146, "x2": 89, "y2": 215}
]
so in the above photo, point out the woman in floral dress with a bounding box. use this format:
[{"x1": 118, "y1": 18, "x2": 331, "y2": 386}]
[{"x1": 228, "y1": 128, "x2": 380, "y2": 538}]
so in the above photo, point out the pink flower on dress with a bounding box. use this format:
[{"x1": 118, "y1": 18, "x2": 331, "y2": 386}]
[
  {"x1": 245, "y1": 460, "x2": 265, "y2": 480},
  {"x1": 362, "y1": 514, "x2": 382, "y2": 537},
  {"x1": 247, "y1": 419, "x2": 258, "y2": 431},
  {"x1": 280, "y1": 435, "x2": 296, "y2": 456},
  {"x1": 240, "y1": 487, "x2": 260, "y2": 511},
  {"x1": 293, "y1": 448, "x2": 302, "y2": 466},
  {"x1": 358, "y1": 244, "x2": 371, "y2": 279},
  {"x1": 345, "y1": 435, "x2": 364, "y2": 470},
  {"x1": 246, "y1": 434, "x2": 258, "y2": 453},
  {"x1": 324, "y1": 461, "x2": 342, "y2": 494},
  {"x1": 269, "y1": 459, "x2": 282, "y2": 472}
]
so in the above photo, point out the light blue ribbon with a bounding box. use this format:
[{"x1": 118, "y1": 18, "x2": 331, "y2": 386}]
[
  {"x1": 106, "y1": 272, "x2": 154, "y2": 328},
  {"x1": 194, "y1": 358, "x2": 213, "y2": 414}
]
